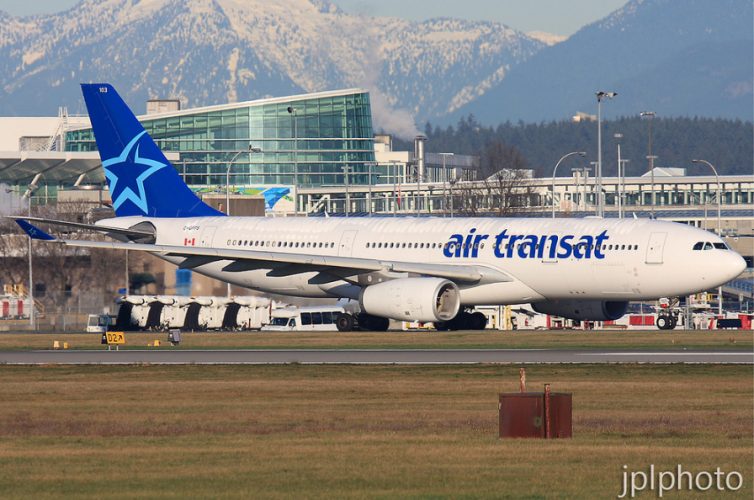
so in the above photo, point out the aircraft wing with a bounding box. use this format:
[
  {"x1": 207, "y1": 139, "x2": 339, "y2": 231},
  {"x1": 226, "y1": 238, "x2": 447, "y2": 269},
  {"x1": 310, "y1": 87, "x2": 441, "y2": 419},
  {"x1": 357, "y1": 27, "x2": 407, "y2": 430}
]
[{"x1": 15, "y1": 219, "x2": 508, "y2": 284}]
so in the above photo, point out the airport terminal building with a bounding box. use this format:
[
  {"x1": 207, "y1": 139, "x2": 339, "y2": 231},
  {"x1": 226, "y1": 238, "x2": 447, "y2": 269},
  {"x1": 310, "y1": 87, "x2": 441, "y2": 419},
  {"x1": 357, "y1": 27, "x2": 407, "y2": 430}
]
[{"x1": 65, "y1": 89, "x2": 378, "y2": 189}]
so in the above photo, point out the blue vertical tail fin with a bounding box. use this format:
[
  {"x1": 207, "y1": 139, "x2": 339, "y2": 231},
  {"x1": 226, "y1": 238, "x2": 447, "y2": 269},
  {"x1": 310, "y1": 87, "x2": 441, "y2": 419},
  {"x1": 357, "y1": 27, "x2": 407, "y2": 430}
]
[{"x1": 81, "y1": 83, "x2": 223, "y2": 218}]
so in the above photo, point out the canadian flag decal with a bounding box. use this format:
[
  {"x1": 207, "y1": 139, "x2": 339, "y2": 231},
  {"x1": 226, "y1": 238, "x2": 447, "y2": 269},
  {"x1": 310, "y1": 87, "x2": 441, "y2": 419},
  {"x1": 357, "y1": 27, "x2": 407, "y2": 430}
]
[{"x1": 183, "y1": 237, "x2": 196, "y2": 246}]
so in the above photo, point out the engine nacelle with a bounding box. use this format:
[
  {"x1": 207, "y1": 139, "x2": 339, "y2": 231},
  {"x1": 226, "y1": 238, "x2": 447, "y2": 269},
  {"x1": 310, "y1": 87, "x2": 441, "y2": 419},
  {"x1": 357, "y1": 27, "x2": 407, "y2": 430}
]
[
  {"x1": 360, "y1": 278, "x2": 461, "y2": 322},
  {"x1": 531, "y1": 300, "x2": 628, "y2": 321}
]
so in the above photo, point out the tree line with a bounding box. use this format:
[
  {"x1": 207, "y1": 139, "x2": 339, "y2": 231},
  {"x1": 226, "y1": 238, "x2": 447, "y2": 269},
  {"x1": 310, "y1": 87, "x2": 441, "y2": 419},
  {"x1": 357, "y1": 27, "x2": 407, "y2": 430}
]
[{"x1": 394, "y1": 115, "x2": 753, "y2": 178}]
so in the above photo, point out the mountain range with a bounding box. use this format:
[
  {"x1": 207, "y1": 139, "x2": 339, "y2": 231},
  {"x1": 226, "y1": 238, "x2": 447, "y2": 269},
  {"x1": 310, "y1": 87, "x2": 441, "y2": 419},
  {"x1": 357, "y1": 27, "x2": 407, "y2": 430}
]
[{"x1": 0, "y1": 0, "x2": 750, "y2": 137}]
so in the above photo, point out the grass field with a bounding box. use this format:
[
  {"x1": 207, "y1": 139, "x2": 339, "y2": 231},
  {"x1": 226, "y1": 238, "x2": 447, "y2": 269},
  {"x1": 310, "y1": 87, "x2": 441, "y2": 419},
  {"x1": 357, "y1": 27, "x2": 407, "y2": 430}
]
[
  {"x1": 0, "y1": 329, "x2": 752, "y2": 351},
  {"x1": 0, "y1": 364, "x2": 751, "y2": 498}
]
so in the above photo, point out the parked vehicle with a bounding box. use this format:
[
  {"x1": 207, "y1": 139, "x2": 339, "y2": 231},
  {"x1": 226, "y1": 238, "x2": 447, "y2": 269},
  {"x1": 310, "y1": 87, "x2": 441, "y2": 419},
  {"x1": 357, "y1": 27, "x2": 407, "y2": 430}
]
[
  {"x1": 262, "y1": 306, "x2": 344, "y2": 332},
  {"x1": 85, "y1": 314, "x2": 116, "y2": 333}
]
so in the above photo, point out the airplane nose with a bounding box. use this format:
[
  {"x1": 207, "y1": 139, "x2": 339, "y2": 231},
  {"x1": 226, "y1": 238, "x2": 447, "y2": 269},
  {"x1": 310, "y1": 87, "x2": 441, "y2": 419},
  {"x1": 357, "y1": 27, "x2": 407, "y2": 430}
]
[{"x1": 722, "y1": 252, "x2": 747, "y2": 282}]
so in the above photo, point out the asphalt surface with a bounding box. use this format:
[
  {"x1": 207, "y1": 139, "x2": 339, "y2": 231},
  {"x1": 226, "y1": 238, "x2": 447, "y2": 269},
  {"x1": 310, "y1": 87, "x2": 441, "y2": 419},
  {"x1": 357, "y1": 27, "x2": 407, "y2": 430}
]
[{"x1": 0, "y1": 349, "x2": 751, "y2": 364}]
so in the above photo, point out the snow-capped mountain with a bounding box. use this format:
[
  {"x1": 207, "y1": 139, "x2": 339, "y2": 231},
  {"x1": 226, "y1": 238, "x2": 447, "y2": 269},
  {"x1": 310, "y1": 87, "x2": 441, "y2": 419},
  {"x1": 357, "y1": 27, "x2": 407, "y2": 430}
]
[
  {"x1": 0, "y1": 0, "x2": 544, "y2": 136},
  {"x1": 451, "y1": 0, "x2": 753, "y2": 123}
]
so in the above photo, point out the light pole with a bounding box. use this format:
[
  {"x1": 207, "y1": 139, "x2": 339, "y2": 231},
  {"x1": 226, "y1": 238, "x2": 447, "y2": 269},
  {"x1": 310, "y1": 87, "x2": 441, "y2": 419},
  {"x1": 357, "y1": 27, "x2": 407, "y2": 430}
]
[
  {"x1": 551, "y1": 151, "x2": 586, "y2": 218},
  {"x1": 692, "y1": 158, "x2": 723, "y2": 315},
  {"x1": 596, "y1": 91, "x2": 617, "y2": 217},
  {"x1": 691, "y1": 160, "x2": 722, "y2": 235},
  {"x1": 640, "y1": 111, "x2": 656, "y2": 216},
  {"x1": 225, "y1": 145, "x2": 260, "y2": 216},
  {"x1": 287, "y1": 106, "x2": 298, "y2": 214},
  {"x1": 694, "y1": 158, "x2": 727, "y2": 317},
  {"x1": 439, "y1": 153, "x2": 454, "y2": 216},
  {"x1": 22, "y1": 173, "x2": 48, "y2": 328},
  {"x1": 618, "y1": 158, "x2": 629, "y2": 219},
  {"x1": 225, "y1": 145, "x2": 260, "y2": 298},
  {"x1": 613, "y1": 133, "x2": 625, "y2": 218}
]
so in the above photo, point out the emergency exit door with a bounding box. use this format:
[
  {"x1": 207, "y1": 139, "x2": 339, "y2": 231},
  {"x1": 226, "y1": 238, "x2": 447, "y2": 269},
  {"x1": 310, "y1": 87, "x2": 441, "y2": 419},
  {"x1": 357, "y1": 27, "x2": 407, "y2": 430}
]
[
  {"x1": 338, "y1": 230, "x2": 358, "y2": 257},
  {"x1": 645, "y1": 232, "x2": 667, "y2": 264}
]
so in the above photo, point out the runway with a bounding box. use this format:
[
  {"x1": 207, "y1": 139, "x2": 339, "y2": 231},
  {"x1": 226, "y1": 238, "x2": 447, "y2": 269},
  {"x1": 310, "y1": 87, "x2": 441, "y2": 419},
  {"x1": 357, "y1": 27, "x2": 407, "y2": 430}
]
[{"x1": 0, "y1": 349, "x2": 751, "y2": 364}]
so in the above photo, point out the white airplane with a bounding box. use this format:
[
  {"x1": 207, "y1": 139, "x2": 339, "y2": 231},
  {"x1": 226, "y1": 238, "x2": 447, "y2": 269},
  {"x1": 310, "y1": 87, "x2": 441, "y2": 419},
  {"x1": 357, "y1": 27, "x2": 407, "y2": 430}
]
[{"x1": 15, "y1": 84, "x2": 746, "y2": 331}]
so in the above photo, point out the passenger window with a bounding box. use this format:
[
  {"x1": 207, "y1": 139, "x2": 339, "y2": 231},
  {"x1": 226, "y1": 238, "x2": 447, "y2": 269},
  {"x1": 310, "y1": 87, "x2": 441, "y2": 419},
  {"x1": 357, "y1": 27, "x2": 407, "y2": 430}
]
[
  {"x1": 322, "y1": 312, "x2": 333, "y2": 324},
  {"x1": 301, "y1": 313, "x2": 312, "y2": 325},
  {"x1": 312, "y1": 312, "x2": 322, "y2": 325}
]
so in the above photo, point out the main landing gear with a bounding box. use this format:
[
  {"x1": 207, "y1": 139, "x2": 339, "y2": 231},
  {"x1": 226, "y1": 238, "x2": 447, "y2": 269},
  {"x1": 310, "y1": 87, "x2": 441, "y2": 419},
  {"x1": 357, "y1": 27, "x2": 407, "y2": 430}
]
[
  {"x1": 434, "y1": 310, "x2": 487, "y2": 331},
  {"x1": 336, "y1": 312, "x2": 390, "y2": 332},
  {"x1": 335, "y1": 309, "x2": 488, "y2": 332}
]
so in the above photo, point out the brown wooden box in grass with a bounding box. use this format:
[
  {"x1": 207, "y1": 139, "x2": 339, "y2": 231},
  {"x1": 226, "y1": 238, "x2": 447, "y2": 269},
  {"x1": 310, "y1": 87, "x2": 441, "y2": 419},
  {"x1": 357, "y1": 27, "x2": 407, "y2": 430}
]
[{"x1": 499, "y1": 392, "x2": 572, "y2": 438}]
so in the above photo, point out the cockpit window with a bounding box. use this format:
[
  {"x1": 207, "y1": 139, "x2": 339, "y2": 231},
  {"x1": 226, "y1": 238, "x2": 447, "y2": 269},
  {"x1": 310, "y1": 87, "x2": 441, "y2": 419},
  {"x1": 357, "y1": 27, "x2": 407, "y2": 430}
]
[
  {"x1": 693, "y1": 242, "x2": 704, "y2": 250},
  {"x1": 703, "y1": 242, "x2": 713, "y2": 250},
  {"x1": 713, "y1": 242, "x2": 727, "y2": 250}
]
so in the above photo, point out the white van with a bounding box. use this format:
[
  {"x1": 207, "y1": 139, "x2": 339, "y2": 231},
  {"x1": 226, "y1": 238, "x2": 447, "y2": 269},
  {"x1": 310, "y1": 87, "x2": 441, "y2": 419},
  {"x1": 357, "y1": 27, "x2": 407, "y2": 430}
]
[
  {"x1": 85, "y1": 314, "x2": 116, "y2": 333},
  {"x1": 262, "y1": 306, "x2": 344, "y2": 332}
]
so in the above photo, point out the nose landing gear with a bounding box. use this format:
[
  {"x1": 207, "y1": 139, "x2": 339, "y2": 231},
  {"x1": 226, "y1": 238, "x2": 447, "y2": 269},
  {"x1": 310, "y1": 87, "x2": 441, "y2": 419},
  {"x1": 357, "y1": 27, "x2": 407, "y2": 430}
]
[{"x1": 656, "y1": 297, "x2": 679, "y2": 330}]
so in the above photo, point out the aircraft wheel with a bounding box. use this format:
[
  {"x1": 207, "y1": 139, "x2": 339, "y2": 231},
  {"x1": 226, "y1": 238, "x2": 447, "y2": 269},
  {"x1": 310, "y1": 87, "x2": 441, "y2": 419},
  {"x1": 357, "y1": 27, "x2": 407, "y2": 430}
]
[
  {"x1": 371, "y1": 316, "x2": 390, "y2": 332},
  {"x1": 668, "y1": 316, "x2": 678, "y2": 330},
  {"x1": 357, "y1": 314, "x2": 390, "y2": 332},
  {"x1": 447, "y1": 311, "x2": 471, "y2": 330},
  {"x1": 470, "y1": 311, "x2": 487, "y2": 330},
  {"x1": 656, "y1": 315, "x2": 670, "y2": 330},
  {"x1": 336, "y1": 313, "x2": 355, "y2": 332}
]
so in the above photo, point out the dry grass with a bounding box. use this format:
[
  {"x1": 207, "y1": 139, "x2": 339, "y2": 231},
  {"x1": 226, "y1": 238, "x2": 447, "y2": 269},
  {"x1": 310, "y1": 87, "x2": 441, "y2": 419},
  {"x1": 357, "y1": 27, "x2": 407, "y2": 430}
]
[
  {"x1": 0, "y1": 329, "x2": 752, "y2": 351},
  {"x1": 0, "y1": 364, "x2": 751, "y2": 498}
]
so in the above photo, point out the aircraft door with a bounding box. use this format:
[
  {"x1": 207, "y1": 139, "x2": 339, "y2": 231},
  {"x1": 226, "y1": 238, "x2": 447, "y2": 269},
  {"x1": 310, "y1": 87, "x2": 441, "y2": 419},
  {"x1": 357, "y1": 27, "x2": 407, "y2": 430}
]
[
  {"x1": 200, "y1": 226, "x2": 217, "y2": 247},
  {"x1": 645, "y1": 232, "x2": 667, "y2": 264},
  {"x1": 338, "y1": 230, "x2": 358, "y2": 257}
]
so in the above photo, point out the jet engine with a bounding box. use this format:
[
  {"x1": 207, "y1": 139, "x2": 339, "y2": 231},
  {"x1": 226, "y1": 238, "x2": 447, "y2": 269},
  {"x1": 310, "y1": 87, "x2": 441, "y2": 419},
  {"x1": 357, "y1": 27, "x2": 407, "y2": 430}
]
[
  {"x1": 360, "y1": 278, "x2": 461, "y2": 323},
  {"x1": 531, "y1": 300, "x2": 628, "y2": 321}
]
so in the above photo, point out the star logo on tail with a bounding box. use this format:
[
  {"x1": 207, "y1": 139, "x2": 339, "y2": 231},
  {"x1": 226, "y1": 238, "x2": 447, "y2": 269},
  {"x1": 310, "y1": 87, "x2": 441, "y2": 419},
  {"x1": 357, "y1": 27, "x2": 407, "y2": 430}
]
[{"x1": 103, "y1": 131, "x2": 167, "y2": 214}]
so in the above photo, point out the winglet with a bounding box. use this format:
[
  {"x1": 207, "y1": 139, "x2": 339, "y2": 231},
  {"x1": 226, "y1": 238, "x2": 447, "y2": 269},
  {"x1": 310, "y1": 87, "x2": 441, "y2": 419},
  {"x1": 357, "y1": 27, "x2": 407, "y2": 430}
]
[{"x1": 15, "y1": 219, "x2": 56, "y2": 240}]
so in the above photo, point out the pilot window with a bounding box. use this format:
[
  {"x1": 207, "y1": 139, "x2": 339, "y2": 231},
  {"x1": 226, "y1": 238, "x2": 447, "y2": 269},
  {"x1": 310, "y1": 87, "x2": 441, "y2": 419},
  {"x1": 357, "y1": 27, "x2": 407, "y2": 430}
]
[{"x1": 713, "y1": 243, "x2": 727, "y2": 250}]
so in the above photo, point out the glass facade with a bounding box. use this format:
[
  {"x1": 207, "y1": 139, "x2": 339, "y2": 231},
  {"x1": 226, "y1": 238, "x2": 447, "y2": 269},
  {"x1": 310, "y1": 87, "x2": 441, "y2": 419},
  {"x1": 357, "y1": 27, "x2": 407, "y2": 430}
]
[{"x1": 65, "y1": 90, "x2": 376, "y2": 188}]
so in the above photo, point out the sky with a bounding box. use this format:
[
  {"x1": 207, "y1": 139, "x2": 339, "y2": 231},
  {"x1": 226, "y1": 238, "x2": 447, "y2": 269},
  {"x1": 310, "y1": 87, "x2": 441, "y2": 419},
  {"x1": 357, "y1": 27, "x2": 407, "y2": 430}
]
[{"x1": 0, "y1": 0, "x2": 628, "y2": 36}]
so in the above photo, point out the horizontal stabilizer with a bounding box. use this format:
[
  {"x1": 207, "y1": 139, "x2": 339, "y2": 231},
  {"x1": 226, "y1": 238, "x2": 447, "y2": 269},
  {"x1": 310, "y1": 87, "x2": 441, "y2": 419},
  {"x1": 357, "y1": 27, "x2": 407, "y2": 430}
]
[
  {"x1": 9, "y1": 216, "x2": 155, "y2": 239},
  {"x1": 14, "y1": 219, "x2": 56, "y2": 241}
]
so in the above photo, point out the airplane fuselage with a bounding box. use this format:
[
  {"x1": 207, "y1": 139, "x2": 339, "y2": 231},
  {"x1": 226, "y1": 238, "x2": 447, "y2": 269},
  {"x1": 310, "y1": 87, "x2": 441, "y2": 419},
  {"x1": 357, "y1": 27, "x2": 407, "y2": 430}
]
[{"x1": 103, "y1": 215, "x2": 744, "y2": 305}]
